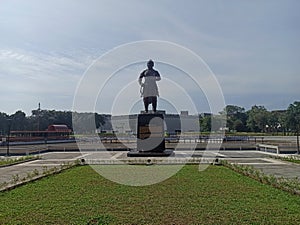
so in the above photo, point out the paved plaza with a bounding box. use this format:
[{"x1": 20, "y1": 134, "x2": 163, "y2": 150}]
[{"x1": 1, "y1": 148, "x2": 300, "y2": 188}]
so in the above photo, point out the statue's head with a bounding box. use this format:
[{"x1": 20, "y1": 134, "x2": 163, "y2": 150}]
[{"x1": 147, "y1": 59, "x2": 154, "y2": 68}]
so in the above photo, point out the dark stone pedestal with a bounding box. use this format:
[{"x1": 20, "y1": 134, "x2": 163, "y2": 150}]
[
  {"x1": 127, "y1": 113, "x2": 174, "y2": 157},
  {"x1": 127, "y1": 149, "x2": 174, "y2": 157}
]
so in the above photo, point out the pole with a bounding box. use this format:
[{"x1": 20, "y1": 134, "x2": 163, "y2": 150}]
[
  {"x1": 6, "y1": 118, "x2": 12, "y2": 156},
  {"x1": 37, "y1": 102, "x2": 41, "y2": 131},
  {"x1": 297, "y1": 130, "x2": 299, "y2": 154},
  {"x1": 6, "y1": 126, "x2": 10, "y2": 156}
]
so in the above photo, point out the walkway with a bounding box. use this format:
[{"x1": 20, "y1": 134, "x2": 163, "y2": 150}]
[{"x1": 1, "y1": 150, "x2": 300, "y2": 190}]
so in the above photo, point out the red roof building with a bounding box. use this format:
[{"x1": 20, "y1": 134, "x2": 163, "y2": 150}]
[{"x1": 47, "y1": 124, "x2": 70, "y2": 132}]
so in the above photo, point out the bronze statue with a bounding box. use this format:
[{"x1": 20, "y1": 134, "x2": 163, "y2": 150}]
[{"x1": 138, "y1": 60, "x2": 161, "y2": 113}]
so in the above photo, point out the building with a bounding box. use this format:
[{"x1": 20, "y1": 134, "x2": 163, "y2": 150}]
[
  {"x1": 47, "y1": 124, "x2": 70, "y2": 132},
  {"x1": 99, "y1": 111, "x2": 200, "y2": 134}
]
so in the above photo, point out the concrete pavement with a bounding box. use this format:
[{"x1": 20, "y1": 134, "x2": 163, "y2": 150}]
[{"x1": 1, "y1": 149, "x2": 300, "y2": 190}]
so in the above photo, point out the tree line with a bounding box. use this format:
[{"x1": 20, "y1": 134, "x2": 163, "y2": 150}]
[
  {"x1": 0, "y1": 101, "x2": 299, "y2": 136},
  {"x1": 200, "y1": 101, "x2": 300, "y2": 135},
  {"x1": 0, "y1": 109, "x2": 105, "y2": 135}
]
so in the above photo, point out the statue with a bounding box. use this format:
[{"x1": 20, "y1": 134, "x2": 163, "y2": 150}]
[
  {"x1": 138, "y1": 59, "x2": 161, "y2": 113},
  {"x1": 128, "y1": 59, "x2": 174, "y2": 157}
]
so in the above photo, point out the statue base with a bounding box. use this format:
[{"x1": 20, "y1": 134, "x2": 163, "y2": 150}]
[
  {"x1": 127, "y1": 113, "x2": 174, "y2": 157},
  {"x1": 127, "y1": 149, "x2": 174, "y2": 157}
]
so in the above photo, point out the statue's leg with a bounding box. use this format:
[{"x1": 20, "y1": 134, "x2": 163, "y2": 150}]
[
  {"x1": 152, "y1": 97, "x2": 157, "y2": 112},
  {"x1": 143, "y1": 97, "x2": 149, "y2": 112}
]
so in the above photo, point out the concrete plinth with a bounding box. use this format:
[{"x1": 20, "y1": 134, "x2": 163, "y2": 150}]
[
  {"x1": 127, "y1": 149, "x2": 174, "y2": 157},
  {"x1": 128, "y1": 112, "x2": 174, "y2": 157}
]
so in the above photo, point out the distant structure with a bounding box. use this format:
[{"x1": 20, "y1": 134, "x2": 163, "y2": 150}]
[
  {"x1": 37, "y1": 102, "x2": 41, "y2": 131},
  {"x1": 98, "y1": 111, "x2": 200, "y2": 135},
  {"x1": 47, "y1": 124, "x2": 70, "y2": 132},
  {"x1": 9, "y1": 124, "x2": 72, "y2": 143}
]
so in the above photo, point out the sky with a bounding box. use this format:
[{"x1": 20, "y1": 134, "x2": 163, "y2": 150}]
[{"x1": 0, "y1": 0, "x2": 299, "y2": 116}]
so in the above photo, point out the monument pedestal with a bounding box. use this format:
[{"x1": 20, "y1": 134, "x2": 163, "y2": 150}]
[
  {"x1": 127, "y1": 113, "x2": 174, "y2": 157},
  {"x1": 127, "y1": 149, "x2": 174, "y2": 157}
]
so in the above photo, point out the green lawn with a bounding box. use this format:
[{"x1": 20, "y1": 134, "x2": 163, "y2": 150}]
[
  {"x1": 0, "y1": 156, "x2": 38, "y2": 167},
  {"x1": 1, "y1": 165, "x2": 300, "y2": 224}
]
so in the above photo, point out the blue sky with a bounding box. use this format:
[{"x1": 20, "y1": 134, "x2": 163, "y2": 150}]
[{"x1": 0, "y1": 0, "x2": 299, "y2": 115}]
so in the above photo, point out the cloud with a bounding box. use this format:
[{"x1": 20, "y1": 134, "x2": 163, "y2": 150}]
[
  {"x1": 0, "y1": 47, "x2": 100, "y2": 114},
  {"x1": 0, "y1": 0, "x2": 299, "y2": 114}
]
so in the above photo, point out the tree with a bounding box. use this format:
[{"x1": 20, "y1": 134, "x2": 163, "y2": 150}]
[
  {"x1": 10, "y1": 111, "x2": 27, "y2": 131},
  {"x1": 246, "y1": 105, "x2": 269, "y2": 132},
  {"x1": 286, "y1": 101, "x2": 300, "y2": 153},
  {"x1": 95, "y1": 113, "x2": 105, "y2": 129},
  {"x1": 199, "y1": 113, "x2": 226, "y2": 133},
  {"x1": 278, "y1": 111, "x2": 288, "y2": 135},
  {"x1": 72, "y1": 112, "x2": 105, "y2": 134},
  {"x1": 29, "y1": 110, "x2": 73, "y2": 131},
  {"x1": 0, "y1": 112, "x2": 9, "y2": 135},
  {"x1": 221, "y1": 105, "x2": 247, "y2": 132},
  {"x1": 199, "y1": 114, "x2": 211, "y2": 132},
  {"x1": 233, "y1": 119, "x2": 245, "y2": 132},
  {"x1": 267, "y1": 110, "x2": 285, "y2": 134}
]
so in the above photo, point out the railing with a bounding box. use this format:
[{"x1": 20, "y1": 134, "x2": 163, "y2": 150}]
[
  {"x1": 99, "y1": 135, "x2": 250, "y2": 144},
  {"x1": 256, "y1": 144, "x2": 280, "y2": 154}
]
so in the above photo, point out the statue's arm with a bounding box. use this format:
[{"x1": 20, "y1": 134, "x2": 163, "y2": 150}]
[
  {"x1": 138, "y1": 71, "x2": 144, "y2": 85},
  {"x1": 155, "y1": 71, "x2": 161, "y2": 81},
  {"x1": 138, "y1": 77, "x2": 143, "y2": 86}
]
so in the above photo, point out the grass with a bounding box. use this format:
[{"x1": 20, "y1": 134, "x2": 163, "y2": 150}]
[
  {"x1": 277, "y1": 155, "x2": 300, "y2": 164},
  {"x1": 224, "y1": 132, "x2": 297, "y2": 136},
  {"x1": 1, "y1": 165, "x2": 300, "y2": 224},
  {"x1": 222, "y1": 160, "x2": 300, "y2": 195},
  {"x1": 0, "y1": 160, "x2": 81, "y2": 191},
  {"x1": 0, "y1": 155, "x2": 39, "y2": 167}
]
